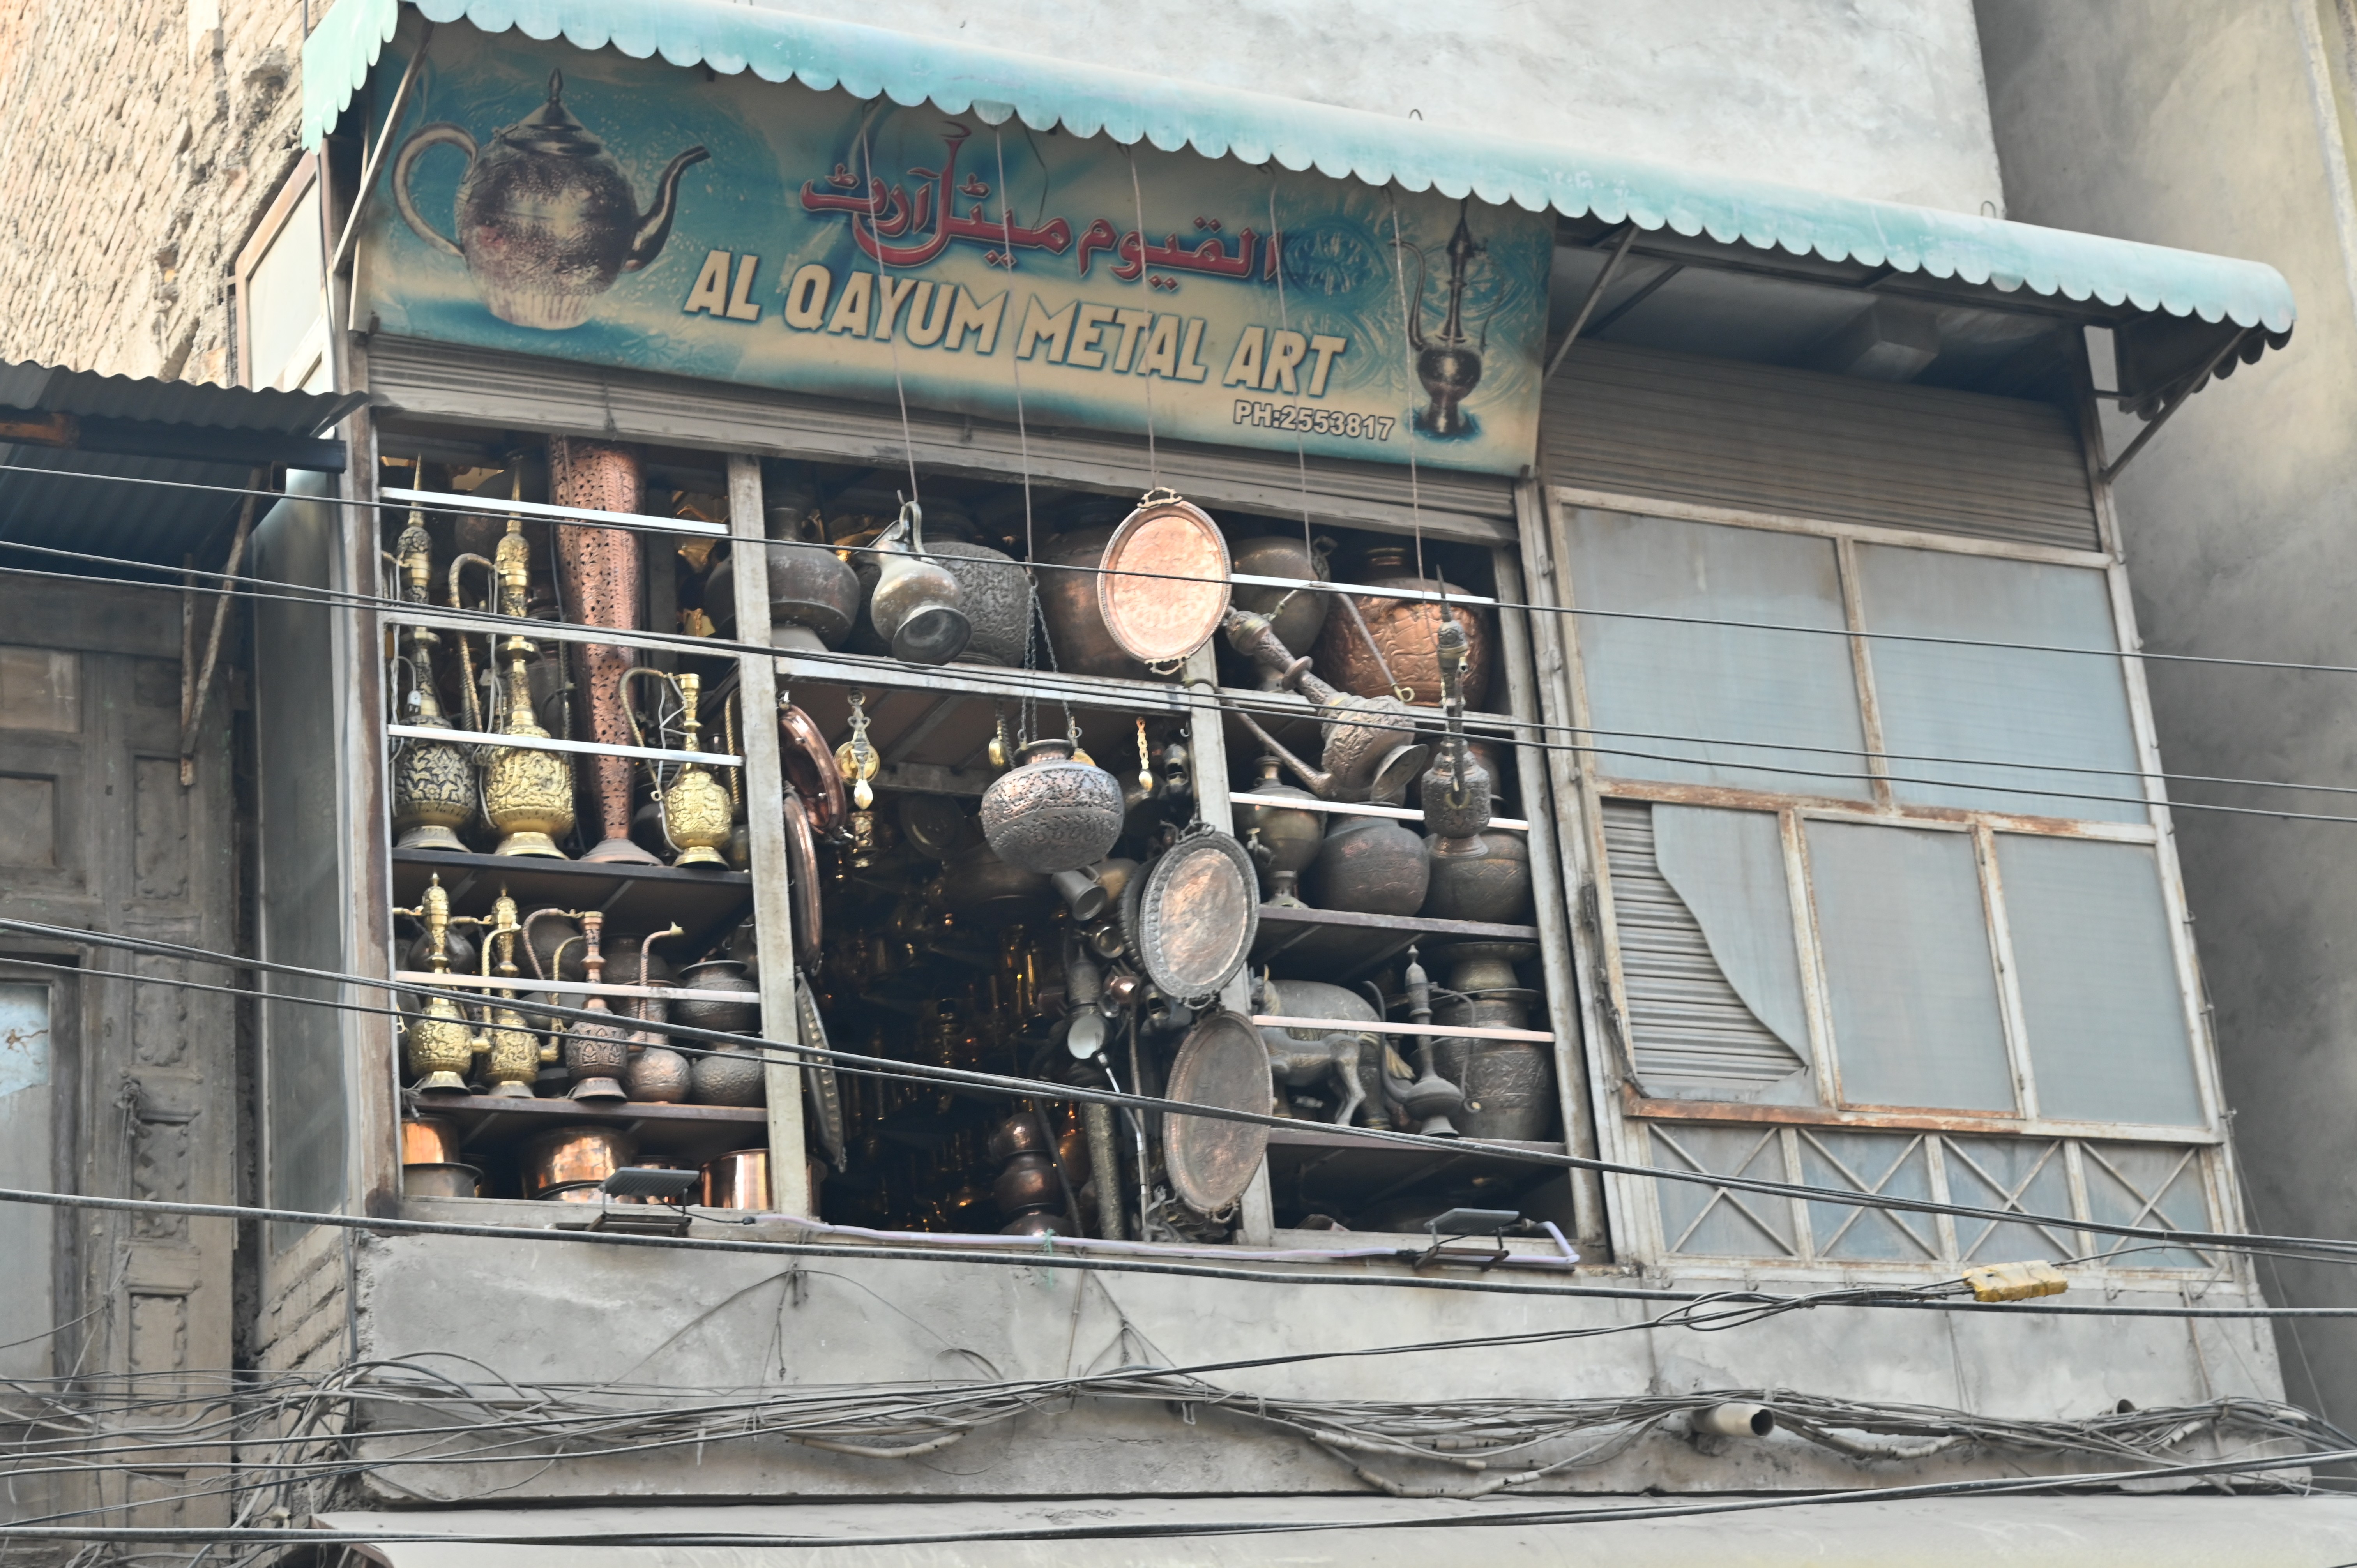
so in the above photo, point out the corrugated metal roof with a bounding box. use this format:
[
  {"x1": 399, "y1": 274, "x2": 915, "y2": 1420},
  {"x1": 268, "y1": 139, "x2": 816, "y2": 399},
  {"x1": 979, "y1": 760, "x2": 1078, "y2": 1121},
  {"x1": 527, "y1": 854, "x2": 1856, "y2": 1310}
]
[
  {"x1": 0, "y1": 361, "x2": 361, "y2": 569},
  {"x1": 303, "y1": 0, "x2": 2297, "y2": 344}
]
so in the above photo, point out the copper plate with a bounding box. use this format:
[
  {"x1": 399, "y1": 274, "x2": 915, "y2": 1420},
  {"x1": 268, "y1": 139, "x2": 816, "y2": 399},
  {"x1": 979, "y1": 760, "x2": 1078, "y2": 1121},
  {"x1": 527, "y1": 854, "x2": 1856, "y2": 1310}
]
[
  {"x1": 797, "y1": 973, "x2": 846, "y2": 1169},
  {"x1": 783, "y1": 789, "x2": 822, "y2": 970},
  {"x1": 1096, "y1": 497, "x2": 1231, "y2": 665},
  {"x1": 1163, "y1": 1009, "x2": 1272, "y2": 1213},
  {"x1": 1127, "y1": 830, "x2": 1258, "y2": 1000},
  {"x1": 780, "y1": 705, "x2": 847, "y2": 834}
]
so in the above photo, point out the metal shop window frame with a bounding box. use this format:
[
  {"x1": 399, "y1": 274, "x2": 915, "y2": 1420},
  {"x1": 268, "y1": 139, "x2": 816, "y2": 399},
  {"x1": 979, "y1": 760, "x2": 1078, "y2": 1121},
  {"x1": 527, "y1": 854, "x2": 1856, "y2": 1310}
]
[
  {"x1": 347, "y1": 353, "x2": 1598, "y2": 1255},
  {"x1": 1512, "y1": 477, "x2": 2241, "y2": 1280}
]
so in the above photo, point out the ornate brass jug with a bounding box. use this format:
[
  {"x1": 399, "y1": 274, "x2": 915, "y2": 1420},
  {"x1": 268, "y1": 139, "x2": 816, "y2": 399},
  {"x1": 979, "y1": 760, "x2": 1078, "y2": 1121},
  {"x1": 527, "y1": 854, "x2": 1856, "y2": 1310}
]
[
  {"x1": 398, "y1": 875, "x2": 480, "y2": 1093},
  {"x1": 1219, "y1": 609, "x2": 1429, "y2": 804},
  {"x1": 1418, "y1": 619, "x2": 1493, "y2": 839},
  {"x1": 471, "y1": 890, "x2": 544, "y2": 1098},
  {"x1": 388, "y1": 493, "x2": 473, "y2": 851},
  {"x1": 392, "y1": 70, "x2": 709, "y2": 331},
  {"x1": 563, "y1": 911, "x2": 631, "y2": 1102},
  {"x1": 480, "y1": 523, "x2": 577, "y2": 855},
  {"x1": 626, "y1": 670, "x2": 733, "y2": 868}
]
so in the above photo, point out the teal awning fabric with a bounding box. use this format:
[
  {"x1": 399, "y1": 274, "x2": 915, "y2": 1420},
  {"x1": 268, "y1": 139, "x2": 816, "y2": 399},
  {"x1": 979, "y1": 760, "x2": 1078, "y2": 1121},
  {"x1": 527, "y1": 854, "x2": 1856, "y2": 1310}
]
[{"x1": 302, "y1": 0, "x2": 2296, "y2": 339}]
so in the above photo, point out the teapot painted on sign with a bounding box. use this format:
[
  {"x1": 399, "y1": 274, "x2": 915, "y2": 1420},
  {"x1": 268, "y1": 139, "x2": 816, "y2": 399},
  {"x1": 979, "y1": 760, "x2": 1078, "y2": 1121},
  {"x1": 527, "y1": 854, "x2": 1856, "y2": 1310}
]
[{"x1": 393, "y1": 71, "x2": 709, "y2": 330}]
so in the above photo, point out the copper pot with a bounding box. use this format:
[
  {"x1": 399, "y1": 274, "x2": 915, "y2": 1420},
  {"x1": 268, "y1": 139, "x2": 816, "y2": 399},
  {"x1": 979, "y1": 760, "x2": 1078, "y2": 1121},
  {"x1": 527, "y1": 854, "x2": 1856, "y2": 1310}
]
[
  {"x1": 1422, "y1": 830, "x2": 1533, "y2": 924},
  {"x1": 993, "y1": 1152, "x2": 1064, "y2": 1218},
  {"x1": 703, "y1": 1148, "x2": 770, "y2": 1209},
  {"x1": 1235, "y1": 753, "x2": 1325, "y2": 884},
  {"x1": 401, "y1": 1161, "x2": 482, "y2": 1199},
  {"x1": 625, "y1": 1045, "x2": 692, "y2": 1103},
  {"x1": 1305, "y1": 814, "x2": 1429, "y2": 916},
  {"x1": 674, "y1": 958, "x2": 760, "y2": 1033},
  {"x1": 690, "y1": 1043, "x2": 767, "y2": 1106},
  {"x1": 399, "y1": 1115, "x2": 463, "y2": 1166},
  {"x1": 523, "y1": 1125, "x2": 634, "y2": 1197},
  {"x1": 929, "y1": 538, "x2": 1032, "y2": 667},
  {"x1": 704, "y1": 538, "x2": 861, "y2": 650},
  {"x1": 1312, "y1": 544, "x2": 1493, "y2": 709},
  {"x1": 1033, "y1": 515, "x2": 1154, "y2": 680},
  {"x1": 1228, "y1": 532, "x2": 1334, "y2": 667}
]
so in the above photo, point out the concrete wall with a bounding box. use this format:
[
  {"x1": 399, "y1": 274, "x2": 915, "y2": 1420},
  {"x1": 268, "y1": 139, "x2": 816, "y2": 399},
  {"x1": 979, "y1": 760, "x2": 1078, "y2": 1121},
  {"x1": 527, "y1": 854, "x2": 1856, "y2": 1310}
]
[
  {"x1": 790, "y1": 0, "x2": 2006, "y2": 214},
  {"x1": 349, "y1": 1206, "x2": 2280, "y2": 1501},
  {"x1": 0, "y1": 0, "x2": 308, "y2": 380},
  {"x1": 1975, "y1": 0, "x2": 2357, "y2": 1429}
]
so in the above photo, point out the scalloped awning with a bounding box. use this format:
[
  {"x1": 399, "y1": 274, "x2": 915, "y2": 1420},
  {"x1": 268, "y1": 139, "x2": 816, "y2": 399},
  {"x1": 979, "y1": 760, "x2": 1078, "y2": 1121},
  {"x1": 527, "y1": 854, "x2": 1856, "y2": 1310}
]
[{"x1": 302, "y1": 0, "x2": 2297, "y2": 345}]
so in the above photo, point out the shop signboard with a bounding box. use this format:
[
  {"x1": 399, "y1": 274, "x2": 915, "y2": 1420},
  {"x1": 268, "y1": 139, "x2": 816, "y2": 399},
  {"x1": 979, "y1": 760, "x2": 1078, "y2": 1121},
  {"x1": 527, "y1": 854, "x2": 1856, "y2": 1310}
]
[{"x1": 355, "y1": 26, "x2": 1552, "y2": 475}]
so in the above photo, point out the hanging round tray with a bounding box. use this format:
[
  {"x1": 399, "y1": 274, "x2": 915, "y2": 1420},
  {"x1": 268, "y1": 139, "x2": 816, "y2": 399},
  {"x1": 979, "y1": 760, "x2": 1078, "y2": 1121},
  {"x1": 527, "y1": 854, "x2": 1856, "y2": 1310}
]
[
  {"x1": 1123, "y1": 829, "x2": 1258, "y2": 1002},
  {"x1": 1163, "y1": 1008, "x2": 1273, "y2": 1213},
  {"x1": 1096, "y1": 494, "x2": 1233, "y2": 666}
]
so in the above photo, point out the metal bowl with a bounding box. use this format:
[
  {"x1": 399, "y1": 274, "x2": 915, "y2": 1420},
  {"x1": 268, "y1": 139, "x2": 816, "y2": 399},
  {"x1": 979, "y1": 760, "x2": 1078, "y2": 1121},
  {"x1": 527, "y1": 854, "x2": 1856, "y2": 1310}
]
[{"x1": 401, "y1": 1161, "x2": 482, "y2": 1199}]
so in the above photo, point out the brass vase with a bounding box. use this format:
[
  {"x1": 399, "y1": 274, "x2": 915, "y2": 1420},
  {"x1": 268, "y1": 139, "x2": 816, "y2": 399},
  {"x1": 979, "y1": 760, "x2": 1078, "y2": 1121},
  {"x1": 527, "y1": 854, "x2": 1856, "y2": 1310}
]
[
  {"x1": 389, "y1": 497, "x2": 474, "y2": 851},
  {"x1": 550, "y1": 436, "x2": 659, "y2": 863},
  {"x1": 482, "y1": 498, "x2": 577, "y2": 857},
  {"x1": 399, "y1": 875, "x2": 480, "y2": 1093}
]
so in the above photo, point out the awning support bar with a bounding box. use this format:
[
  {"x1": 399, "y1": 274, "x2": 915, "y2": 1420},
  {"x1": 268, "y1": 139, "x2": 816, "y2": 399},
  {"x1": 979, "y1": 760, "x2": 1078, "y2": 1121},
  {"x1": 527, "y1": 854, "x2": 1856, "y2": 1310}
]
[
  {"x1": 1543, "y1": 225, "x2": 1637, "y2": 382},
  {"x1": 2099, "y1": 327, "x2": 2253, "y2": 486}
]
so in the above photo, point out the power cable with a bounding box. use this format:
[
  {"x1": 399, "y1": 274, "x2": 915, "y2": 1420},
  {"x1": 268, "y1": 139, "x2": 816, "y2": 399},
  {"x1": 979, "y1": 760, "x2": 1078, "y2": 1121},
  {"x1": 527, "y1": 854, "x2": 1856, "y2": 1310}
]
[
  {"x1": 7, "y1": 549, "x2": 2357, "y2": 826},
  {"x1": 0, "y1": 915, "x2": 2336, "y2": 1272},
  {"x1": 16, "y1": 457, "x2": 2357, "y2": 682}
]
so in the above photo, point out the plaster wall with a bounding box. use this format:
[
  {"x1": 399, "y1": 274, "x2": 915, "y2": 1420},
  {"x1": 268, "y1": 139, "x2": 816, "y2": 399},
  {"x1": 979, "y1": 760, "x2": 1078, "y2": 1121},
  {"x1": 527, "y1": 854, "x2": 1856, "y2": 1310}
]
[
  {"x1": 1975, "y1": 0, "x2": 2357, "y2": 1429},
  {"x1": 348, "y1": 1210, "x2": 2279, "y2": 1501},
  {"x1": 0, "y1": 0, "x2": 309, "y2": 381},
  {"x1": 767, "y1": 0, "x2": 2006, "y2": 215}
]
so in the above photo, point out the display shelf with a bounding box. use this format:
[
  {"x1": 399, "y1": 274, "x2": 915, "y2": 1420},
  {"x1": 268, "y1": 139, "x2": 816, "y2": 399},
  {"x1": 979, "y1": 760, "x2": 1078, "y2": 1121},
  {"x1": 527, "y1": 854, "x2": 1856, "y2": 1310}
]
[
  {"x1": 1251, "y1": 903, "x2": 1541, "y2": 982},
  {"x1": 1264, "y1": 1125, "x2": 1565, "y2": 1230},
  {"x1": 390, "y1": 848, "x2": 752, "y2": 946},
  {"x1": 417, "y1": 1092, "x2": 769, "y2": 1166}
]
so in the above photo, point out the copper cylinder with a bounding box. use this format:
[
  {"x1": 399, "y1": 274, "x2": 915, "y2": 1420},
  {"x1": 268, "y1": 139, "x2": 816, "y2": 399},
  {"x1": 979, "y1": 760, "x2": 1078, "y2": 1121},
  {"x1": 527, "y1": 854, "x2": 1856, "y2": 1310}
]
[
  {"x1": 523, "y1": 1125, "x2": 634, "y2": 1197},
  {"x1": 399, "y1": 1115, "x2": 463, "y2": 1166},
  {"x1": 703, "y1": 1147, "x2": 770, "y2": 1210},
  {"x1": 549, "y1": 437, "x2": 653, "y2": 862}
]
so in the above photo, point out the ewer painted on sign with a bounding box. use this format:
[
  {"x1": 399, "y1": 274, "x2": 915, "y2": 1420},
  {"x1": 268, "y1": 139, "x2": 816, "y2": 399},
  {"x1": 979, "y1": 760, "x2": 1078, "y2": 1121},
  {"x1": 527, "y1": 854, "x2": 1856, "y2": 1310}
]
[
  {"x1": 393, "y1": 70, "x2": 709, "y2": 330},
  {"x1": 1400, "y1": 202, "x2": 1488, "y2": 439}
]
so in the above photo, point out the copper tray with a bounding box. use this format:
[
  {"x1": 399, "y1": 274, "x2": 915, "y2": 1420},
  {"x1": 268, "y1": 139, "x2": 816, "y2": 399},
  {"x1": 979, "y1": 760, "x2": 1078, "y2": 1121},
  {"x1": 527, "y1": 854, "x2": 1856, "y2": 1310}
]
[
  {"x1": 1096, "y1": 495, "x2": 1231, "y2": 666},
  {"x1": 783, "y1": 789, "x2": 822, "y2": 969},
  {"x1": 1124, "y1": 830, "x2": 1258, "y2": 1001},
  {"x1": 1162, "y1": 1010, "x2": 1272, "y2": 1213}
]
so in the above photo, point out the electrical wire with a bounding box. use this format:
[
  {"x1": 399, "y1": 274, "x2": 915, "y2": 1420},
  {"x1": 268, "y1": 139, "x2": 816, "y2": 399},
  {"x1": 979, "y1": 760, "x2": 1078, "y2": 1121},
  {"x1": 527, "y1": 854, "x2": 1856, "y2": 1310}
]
[
  {"x1": 19, "y1": 456, "x2": 2357, "y2": 682},
  {"x1": 1, "y1": 916, "x2": 2341, "y2": 1276},
  {"x1": 9, "y1": 547, "x2": 2357, "y2": 828}
]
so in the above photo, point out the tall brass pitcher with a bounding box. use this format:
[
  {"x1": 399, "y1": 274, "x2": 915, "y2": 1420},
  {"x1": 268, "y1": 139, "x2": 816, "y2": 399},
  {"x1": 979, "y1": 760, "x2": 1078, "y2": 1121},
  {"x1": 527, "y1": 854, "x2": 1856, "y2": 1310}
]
[
  {"x1": 389, "y1": 488, "x2": 473, "y2": 851},
  {"x1": 482, "y1": 482, "x2": 578, "y2": 856}
]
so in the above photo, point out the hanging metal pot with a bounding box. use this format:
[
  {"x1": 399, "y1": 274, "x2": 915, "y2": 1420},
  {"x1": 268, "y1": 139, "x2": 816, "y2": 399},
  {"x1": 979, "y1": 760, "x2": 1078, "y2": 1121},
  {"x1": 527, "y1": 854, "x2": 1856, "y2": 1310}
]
[
  {"x1": 979, "y1": 737, "x2": 1126, "y2": 875},
  {"x1": 929, "y1": 537, "x2": 1033, "y2": 667},
  {"x1": 865, "y1": 501, "x2": 970, "y2": 665},
  {"x1": 1418, "y1": 619, "x2": 1493, "y2": 839}
]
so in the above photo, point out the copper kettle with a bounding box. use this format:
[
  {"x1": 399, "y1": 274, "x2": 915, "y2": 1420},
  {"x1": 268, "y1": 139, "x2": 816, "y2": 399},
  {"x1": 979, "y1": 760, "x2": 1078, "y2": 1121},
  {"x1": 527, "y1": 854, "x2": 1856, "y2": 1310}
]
[{"x1": 393, "y1": 70, "x2": 709, "y2": 330}]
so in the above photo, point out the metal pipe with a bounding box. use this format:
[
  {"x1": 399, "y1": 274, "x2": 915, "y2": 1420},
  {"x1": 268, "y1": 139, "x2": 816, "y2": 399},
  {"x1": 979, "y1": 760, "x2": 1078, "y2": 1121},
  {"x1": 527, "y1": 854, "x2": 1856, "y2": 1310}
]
[
  {"x1": 1691, "y1": 1402, "x2": 1776, "y2": 1438},
  {"x1": 1543, "y1": 224, "x2": 1638, "y2": 382}
]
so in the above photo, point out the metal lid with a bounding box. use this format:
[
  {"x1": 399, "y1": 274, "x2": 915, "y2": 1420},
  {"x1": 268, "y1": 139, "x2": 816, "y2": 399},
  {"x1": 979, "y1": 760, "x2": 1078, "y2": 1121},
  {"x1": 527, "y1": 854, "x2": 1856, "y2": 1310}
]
[
  {"x1": 1126, "y1": 830, "x2": 1259, "y2": 1001},
  {"x1": 1163, "y1": 1009, "x2": 1273, "y2": 1213},
  {"x1": 1096, "y1": 493, "x2": 1232, "y2": 665}
]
